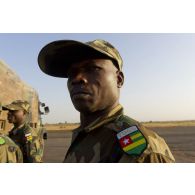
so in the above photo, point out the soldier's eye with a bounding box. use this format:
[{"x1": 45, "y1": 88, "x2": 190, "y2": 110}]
[{"x1": 94, "y1": 67, "x2": 101, "y2": 71}]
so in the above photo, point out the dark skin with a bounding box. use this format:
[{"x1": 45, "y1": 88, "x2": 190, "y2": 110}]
[
  {"x1": 7, "y1": 110, "x2": 27, "y2": 128},
  {"x1": 67, "y1": 58, "x2": 124, "y2": 128}
]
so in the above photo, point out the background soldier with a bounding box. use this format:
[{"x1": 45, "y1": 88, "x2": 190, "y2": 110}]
[
  {"x1": 3, "y1": 100, "x2": 43, "y2": 163},
  {"x1": 38, "y1": 39, "x2": 175, "y2": 163},
  {"x1": 0, "y1": 133, "x2": 23, "y2": 163}
]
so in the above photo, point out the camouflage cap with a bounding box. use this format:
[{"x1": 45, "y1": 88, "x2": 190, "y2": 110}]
[
  {"x1": 2, "y1": 100, "x2": 30, "y2": 113},
  {"x1": 38, "y1": 39, "x2": 123, "y2": 78}
]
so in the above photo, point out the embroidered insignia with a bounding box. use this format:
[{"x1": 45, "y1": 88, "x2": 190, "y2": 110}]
[
  {"x1": 117, "y1": 125, "x2": 147, "y2": 155},
  {"x1": 25, "y1": 133, "x2": 32, "y2": 141},
  {"x1": 8, "y1": 146, "x2": 16, "y2": 152},
  {"x1": 0, "y1": 137, "x2": 6, "y2": 145}
]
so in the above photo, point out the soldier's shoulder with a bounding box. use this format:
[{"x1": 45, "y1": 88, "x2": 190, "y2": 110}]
[
  {"x1": 0, "y1": 134, "x2": 23, "y2": 163},
  {"x1": 105, "y1": 114, "x2": 140, "y2": 132},
  {"x1": 0, "y1": 134, "x2": 17, "y2": 146},
  {"x1": 104, "y1": 115, "x2": 148, "y2": 156},
  {"x1": 22, "y1": 124, "x2": 37, "y2": 136},
  {"x1": 0, "y1": 133, "x2": 20, "y2": 149},
  {"x1": 105, "y1": 115, "x2": 175, "y2": 162},
  {"x1": 139, "y1": 126, "x2": 175, "y2": 162},
  {"x1": 0, "y1": 134, "x2": 13, "y2": 145},
  {"x1": 0, "y1": 134, "x2": 7, "y2": 146}
]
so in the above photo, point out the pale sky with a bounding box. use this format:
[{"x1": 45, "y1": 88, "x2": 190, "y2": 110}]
[{"x1": 0, "y1": 33, "x2": 195, "y2": 123}]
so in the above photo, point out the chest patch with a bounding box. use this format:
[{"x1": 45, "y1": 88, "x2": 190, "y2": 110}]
[
  {"x1": 117, "y1": 125, "x2": 147, "y2": 156},
  {"x1": 25, "y1": 133, "x2": 32, "y2": 142}
]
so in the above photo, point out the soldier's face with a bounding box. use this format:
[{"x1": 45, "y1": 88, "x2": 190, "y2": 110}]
[
  {"x1": 7, "y1": 110, "x2": 26, "y2": 124},
  {"x1": 67, "y1": 59, "x2": 124, "y2": 113}
]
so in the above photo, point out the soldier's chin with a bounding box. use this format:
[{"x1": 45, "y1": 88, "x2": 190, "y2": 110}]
[
  {"x1": 8, "y1": 120, "x2": 14, "y2": 123},
  {"x1": 73, "y1": 102, "x2": 94, "y2": 113},
  {"x1": 7, "y1": 119, "x2": 13, "y2": 123}
]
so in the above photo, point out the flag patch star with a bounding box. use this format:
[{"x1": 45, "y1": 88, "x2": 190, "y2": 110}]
[
  {"x1": 119, "y1": 135, "x2": 133, "y2": 147},
  {"x1": 123, "y1": 138, "x2": 130, "y2": 145}
]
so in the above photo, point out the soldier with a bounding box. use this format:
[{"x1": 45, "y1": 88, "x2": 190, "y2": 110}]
[
  {"x1": 2, "y1": 100, "x2": 43, "y2": 163},
  {"x1": 0, "y1": 133, "x2": 23, "y2": 163},
  {"x1": 38, "y1": 39, "x2": 175, "y2": 163}
]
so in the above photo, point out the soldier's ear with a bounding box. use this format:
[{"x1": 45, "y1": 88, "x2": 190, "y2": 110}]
[{"x1": 117, "y1": 71, "x2": 124, "y2": 88}]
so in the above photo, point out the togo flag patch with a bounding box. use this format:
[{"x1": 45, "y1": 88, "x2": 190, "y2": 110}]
[
  {"x1": 117, "y1": 126, "x2": 147, "y2": 155},
  {"x1": 25, "y1": 133, "x2": 32, "y2": 141}
]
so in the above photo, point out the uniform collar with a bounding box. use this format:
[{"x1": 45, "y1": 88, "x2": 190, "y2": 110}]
[
  {"x1": 13, "y1": 123, "x2": 26, "y2": 130},
  {"x1": 11, "y1": 123, "x2": 26, "y2": 135},
  {"x1": 78, "y1": 104, "x2": 123, "y2": 133}
]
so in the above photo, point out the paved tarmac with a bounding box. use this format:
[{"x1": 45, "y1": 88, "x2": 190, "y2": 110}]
[{"x1": 43, "y1": 126, "x2": 195, "y2": 163}]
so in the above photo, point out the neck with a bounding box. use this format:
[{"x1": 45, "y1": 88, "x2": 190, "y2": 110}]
[
  {"x1": 80, "y1": 102, "x2": 119, "y2": 128},
  {"x1": 14, "y1": 121, "x2": 25, "y2": 129}
]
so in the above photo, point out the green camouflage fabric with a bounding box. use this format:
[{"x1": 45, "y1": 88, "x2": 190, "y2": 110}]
[
  {"x1": 9, "y1": 123, "x2": 43, "y2": 163},
  {"x1": 85, "y1": 39, "x2": 123, "y2": 71},
  {"x1": 0, "y1": 133, "x2": 23, "y2": 163},
  {"x1": 38, "y1": 39, "x2": 123, "y2": 78},
  {"x1": 36, "y1": 126, "x2": 45, "y2": 157},
  {"x1": 64, "y1": 105, "x2": 175, "y2": 163},
  {"x1": 2, "y1": 100, "x2": 30, "y2": 113}
]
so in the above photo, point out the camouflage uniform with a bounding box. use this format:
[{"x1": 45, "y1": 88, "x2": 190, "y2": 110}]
[
  {"x1": 64, "y1": 105, "x2": 175, "y2": 163},
  {"x1": 0, "y1": 133, "x2": 23, "y2": 163},
  {"x1": 38, "y1": 39, "x2": 175, "y2": 163},
  {"x1": 9, "y1": 123, "x2": 43, "y2": 163},
  {"x1": 3, "y1": 100, "x2": 43, "y2": 163}
]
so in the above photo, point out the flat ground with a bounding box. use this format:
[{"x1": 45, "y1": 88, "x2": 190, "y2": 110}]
[{"x1": 43, "y1": 125, "x2": 195, "y2": 163}]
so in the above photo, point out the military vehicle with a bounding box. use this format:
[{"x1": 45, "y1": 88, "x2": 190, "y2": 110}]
[{"x1": 0, "y1": 60, "x2": 49, "y2": 137}]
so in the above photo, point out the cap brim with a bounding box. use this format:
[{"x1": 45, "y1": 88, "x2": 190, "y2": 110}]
[
  {"x1": 2, "y1": 106, "x2": 9, "y2": 111},
  {"x1": 2, "y1": 104, "x2": 22, "y2": 111},
  {"x1": 38, "y1": 40, "x2": 111, "y2": 78}
]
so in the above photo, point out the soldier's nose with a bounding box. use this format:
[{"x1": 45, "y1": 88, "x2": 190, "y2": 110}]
[{"x1": 71, "y1": 72, "x2": 88, "y2": 85}]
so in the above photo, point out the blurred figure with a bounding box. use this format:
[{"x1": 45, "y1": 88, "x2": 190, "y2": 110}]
[
  {"x1": 0, "y1": 133, "x2": 23, "y2": 163},
  {"x1": 3, "y1": 100, "x2": 43, "y2": 163}
]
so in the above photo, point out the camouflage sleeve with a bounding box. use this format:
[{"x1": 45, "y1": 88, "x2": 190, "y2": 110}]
[
  {"x1": 137, "y1": 152, "x2": 175, "y2": 163},
  {"x1": 118, "y1": 152, "x2": 175, "y2": 163},
  {"x1": 0, "y1": 144, "x2": 10, "y2": 163},
  {"x1": 0, "y1": 137, "x2": 23, "y2": 163},
  {"x1": 24, "y1": 129, "x2": 43, "y2": 163},
  {"x1": 30, "y1": 137, "x2": 43, "y2": 163},
  {"x1": 15, "y1": 146, "x2": 23, "y2": 163},
  {"x1": 109, "y1": 115, "x2": 175, "y2": 163}
]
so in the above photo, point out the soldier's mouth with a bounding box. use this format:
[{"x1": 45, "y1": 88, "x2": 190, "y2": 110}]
[{"x1": 72, "y1": 92, "x2": 92, "y2": 100}]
